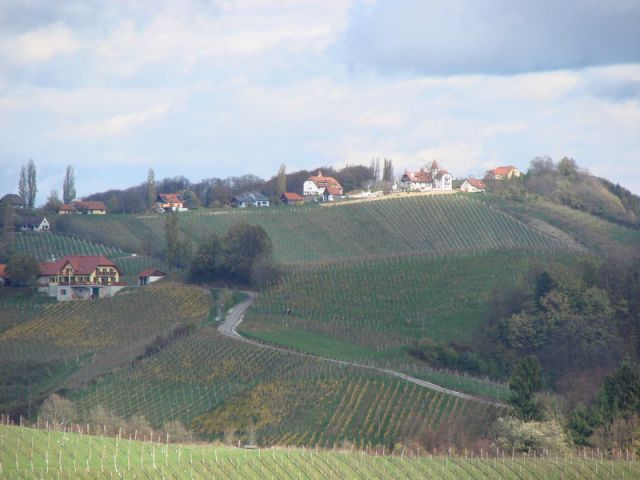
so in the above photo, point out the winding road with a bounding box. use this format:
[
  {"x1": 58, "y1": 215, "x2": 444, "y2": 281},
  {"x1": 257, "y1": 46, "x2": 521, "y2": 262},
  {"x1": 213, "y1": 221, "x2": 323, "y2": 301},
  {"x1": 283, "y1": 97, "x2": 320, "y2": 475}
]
[{"x1": 218, "y1": 293, "x2": 506, "y2": 408}]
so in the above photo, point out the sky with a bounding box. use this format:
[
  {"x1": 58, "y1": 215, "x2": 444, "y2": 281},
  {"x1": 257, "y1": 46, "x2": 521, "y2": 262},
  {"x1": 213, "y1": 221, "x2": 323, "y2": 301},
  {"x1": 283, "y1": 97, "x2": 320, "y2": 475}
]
[{"x1": 1, "y1": 0, "x2": 639, "y2": 204}]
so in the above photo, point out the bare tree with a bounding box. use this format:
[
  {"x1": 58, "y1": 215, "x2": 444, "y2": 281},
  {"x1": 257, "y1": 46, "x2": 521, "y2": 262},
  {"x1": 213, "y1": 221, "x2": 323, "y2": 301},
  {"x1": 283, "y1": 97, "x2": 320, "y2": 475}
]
[
  {"x1": 26, "y1": 159, "x2": 37, "y2": 208},
  {"x1": 277, "y1": 164, "x2": 286, "y2": 197},
  {"x1": 147, "y1": 168, "x2": 156, "y2": 209},
  {"x1": 62, "y1": 165, "x2": 76, "y2": 204}
]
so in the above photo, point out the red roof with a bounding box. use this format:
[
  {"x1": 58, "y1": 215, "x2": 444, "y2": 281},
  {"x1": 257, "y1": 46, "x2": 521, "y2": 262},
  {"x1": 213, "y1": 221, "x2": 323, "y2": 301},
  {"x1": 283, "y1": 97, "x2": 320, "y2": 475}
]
[
  {"x1": 138, "y1": 268, "x2": 167, "y2": 278},
  {"x1": 59, "y1": 204, "x2": 75, "y2": 211},
  {"x1": 0, "y1": 264, "x2": 7, "y2": 279},
  {"x1": 157, "y1": 193, "x2": 184, "y2": 204},
  {"x1": 281, "y1": 192, "x2": 304, "y2": 201},
  {"x1": 466, "y1": 178, "x2": 486, "y2": 189},
  {"x1": 490, "y1": 166, "x2": 518, "y2": 176},
  {"x1": 430, "y1": 160, "x2": 439, "y2": 170},
  {"x1": 324, "y1": 186, "x2": 343, "y2": 196},
  {"x1": 403, "y1": 169, "x2": 433, "y2": 183},
  {"x1": 307, "y1": 171, "x2": 343, "y2": 191},
  {"x1": 39, "y1": 255, "x2": 119, "y2": 276},
  {"x1": 74, "y1": 200, "x2": 107, "y2": 211}
]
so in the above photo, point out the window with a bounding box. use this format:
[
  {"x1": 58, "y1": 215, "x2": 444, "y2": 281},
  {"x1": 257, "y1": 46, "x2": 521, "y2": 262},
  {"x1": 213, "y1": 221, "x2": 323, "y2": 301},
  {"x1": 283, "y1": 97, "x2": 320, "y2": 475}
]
[{"x1": 61, "y1": 289, "x2": 67, "y2": 295}]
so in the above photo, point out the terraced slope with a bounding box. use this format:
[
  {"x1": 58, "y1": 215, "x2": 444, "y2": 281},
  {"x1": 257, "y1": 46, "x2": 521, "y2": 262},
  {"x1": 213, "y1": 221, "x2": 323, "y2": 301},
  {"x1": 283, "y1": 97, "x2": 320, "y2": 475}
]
[
  {"x1": 2, "y1": 424, "x2": 639, "y2": 479},
  {"x1": 71, "y1": 326, "x2": 501, "y2": 448},
  {"x1": 57, "y1": 195, "x2": 572, "y2": 263},
  {"x1": 242, "y1": 250, "x2": 577, "y2": 357}
]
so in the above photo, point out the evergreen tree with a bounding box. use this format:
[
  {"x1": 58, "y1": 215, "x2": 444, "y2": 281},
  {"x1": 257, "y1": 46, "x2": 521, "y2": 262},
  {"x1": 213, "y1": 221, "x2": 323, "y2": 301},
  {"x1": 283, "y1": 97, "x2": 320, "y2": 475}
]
[
  {"x1": 62, "y1": 165, "x2": 76, "y2": 204},
  {"x1": 509, "y1": 356, "x2": 544, "y2": 421},
  {"x1": 0, "y1": 201, "x2": 15, "y2": 261},
  {"x1": 534, "y1": 271, "x2": 556, "y2": 307},
  {"x1": 147, "y1": 168, "x2": 156, "y2": 209}
]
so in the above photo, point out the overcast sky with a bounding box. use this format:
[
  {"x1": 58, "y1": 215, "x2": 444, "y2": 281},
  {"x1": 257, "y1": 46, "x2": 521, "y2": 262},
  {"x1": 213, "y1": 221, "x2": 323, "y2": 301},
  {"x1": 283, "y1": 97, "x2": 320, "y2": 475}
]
[{"x1": 1, "y1": 0, "x2": 639, "y2": 203}]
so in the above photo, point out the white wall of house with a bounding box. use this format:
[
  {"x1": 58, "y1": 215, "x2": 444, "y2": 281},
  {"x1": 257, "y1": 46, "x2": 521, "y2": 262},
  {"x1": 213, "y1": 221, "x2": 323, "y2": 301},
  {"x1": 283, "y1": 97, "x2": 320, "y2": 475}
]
[{"x1": 303, "y1": 180, "x2": 324, "y2": 196}]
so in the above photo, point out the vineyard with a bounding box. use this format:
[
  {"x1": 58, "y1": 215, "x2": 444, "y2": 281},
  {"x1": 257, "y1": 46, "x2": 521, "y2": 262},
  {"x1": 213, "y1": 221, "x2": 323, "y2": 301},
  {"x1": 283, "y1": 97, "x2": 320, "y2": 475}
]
[
  {"x1": 71, "y1": 326, "x2": 502, "y2": 448},
  {"x1": 2, "y1": 423, "x2": 640, "y2": 479},
  {"x1": 57, "y1": 195, "x2": 573, "y2": 263},
  {"x1": 13, "y1": 232, "x2": 167, "y2": 284},
  {"x1": 242, "y1": 250, "x2": 576, "y2": 354}
]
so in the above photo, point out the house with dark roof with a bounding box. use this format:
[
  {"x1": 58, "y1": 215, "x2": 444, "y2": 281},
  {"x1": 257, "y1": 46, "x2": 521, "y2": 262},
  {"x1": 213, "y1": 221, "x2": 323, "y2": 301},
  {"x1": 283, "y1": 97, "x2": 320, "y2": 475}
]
[
  {"x1": 280, "y1": 192, "x2": 304, "y2": 205},
  {"x1": 400, "y1": 161, "x2": 453, "y2": 191},
  {"x1": 16, "y1": 216, "x2": 50, "y2": 232},
  {"x1": 231, "y1": 191, "x2": 270, "y2": 208},
  {"x1": 303, "y1": 171, "x2": 343, "y2": 198},
  {"x1": 37, "y1": 255, "x2": 125, "y2": 301},
  {"x1": 460, "y1": 178, "x2": 487, "y2": 193},
  {"x1": 485, "y1": 166, "x2": 521, "y2": 181},
  {"x1": 138, "y1": 268, "x2": 167, "y2": 286},
  {"x1": 154, "y1": 193, "x2": 187, "y2": 212},
  {"x1": 1, "y1": 194, "x2": 26, "y2": 208}
]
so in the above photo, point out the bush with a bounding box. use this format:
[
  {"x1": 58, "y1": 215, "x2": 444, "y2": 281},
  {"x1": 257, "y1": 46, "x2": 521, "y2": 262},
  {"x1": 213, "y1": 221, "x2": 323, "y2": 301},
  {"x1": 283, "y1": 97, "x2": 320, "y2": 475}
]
[
  {"x1": 38, "y1": 394, "x2": 77, "y2": 428},
  {"x1": 492, "y1": 417, "x2": 567, "y2": 454}
]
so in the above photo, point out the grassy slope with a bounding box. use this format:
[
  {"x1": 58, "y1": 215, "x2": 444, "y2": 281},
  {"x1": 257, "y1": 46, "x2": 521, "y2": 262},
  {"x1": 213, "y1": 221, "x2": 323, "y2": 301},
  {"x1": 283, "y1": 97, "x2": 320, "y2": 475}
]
[
  {"x1": 57, "y1": 194, "x2": 570, "y2": 263},
  {"x1": 2, "y1": 424, "x2": 639, "y2": 480}
]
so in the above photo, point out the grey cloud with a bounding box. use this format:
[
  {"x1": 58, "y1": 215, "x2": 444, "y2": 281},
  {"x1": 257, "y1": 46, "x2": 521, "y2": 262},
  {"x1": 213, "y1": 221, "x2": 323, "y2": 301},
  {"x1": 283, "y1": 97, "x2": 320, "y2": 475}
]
[{"x1": 340, "y1": 0, "x2": 640, "y2": 75}]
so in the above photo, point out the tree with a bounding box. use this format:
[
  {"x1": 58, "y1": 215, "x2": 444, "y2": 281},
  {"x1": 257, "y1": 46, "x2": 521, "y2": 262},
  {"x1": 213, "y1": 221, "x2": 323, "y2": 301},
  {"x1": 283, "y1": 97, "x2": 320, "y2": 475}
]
[
  {"x1": 181, "y1": 190, "x2": 200, "y2": 209},
  {"x1": 0, "y1": 201, "x2": 15, "y2": 261},
  {"x1": 147, "y1": 168, "x2": 156, "y2": 209},
  {"x1": 220, "y1": 223, "x2": 272, "y2": 283},
  {"x1": 189, "y1": 232, "x2": 222, "y2": 282},
  {"x1": 44, "y1": 190, "x2": 63, "y2": 212},
  {"x1": 165, "y1": 212, "x2": 181, "y2": 270},
  {"x1": 26, "y1": 159, "x2": 37, "y2": 208},
  {"x1": 382, "y1": 158, "x2": 394, "y2": 183},
  {"x1": 62, "y1": 165, "x2": 76, "y2": 204},
  {"x1": 370, "y1": 158, "x2": 381, "y2": 181},
  {"x1": 18, "y1": 165, "x2": 27, "y2": 203},
  {"x1": 509, "y1": 356, "x2": 544, "y2": 421},
  {"x1": 277, "y1": 164, "x2": 287, "y2": 197},
  {"x1": 6, "y1": 253, "x2": 40, "y2": 287},
  {"x1": 38, "y1": 394, "x2": 77, "y2": 428},
  {"x1": 534, "y1": 271, "x2": 556, "y2": 307}
]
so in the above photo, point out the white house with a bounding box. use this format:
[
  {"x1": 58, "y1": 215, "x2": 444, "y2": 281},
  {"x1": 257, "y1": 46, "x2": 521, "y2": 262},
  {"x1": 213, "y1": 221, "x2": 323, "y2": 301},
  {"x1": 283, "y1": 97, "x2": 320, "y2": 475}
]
[
  {"x1": 138, "y1": 269, "x2": 167, "y2": 286},
  {"x1": 460, "y1": 179, "x2": 487, "y2": 193},
  {"x1": 17, "y1": 216, "x2": 50, "y2": 232},
  {"x1": 303, "y1": 171, "x2": 343, "y2": 197},
  {"x1": 231, "y1": 191, "x2": 270, "y2": 208},
  {"x1": 400, "y1": 161, "x2": 453, "y2": 191}
]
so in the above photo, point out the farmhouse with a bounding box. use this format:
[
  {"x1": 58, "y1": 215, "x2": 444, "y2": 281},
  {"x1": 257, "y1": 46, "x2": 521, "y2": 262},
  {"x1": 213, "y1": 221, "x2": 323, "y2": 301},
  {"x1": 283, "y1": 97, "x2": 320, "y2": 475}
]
[
  {"x1": 0, "y1": 194, "x2": 26, "y2": 208},
  {"x1": 16, "y1": 216, "x2": 50, "y2": 232},
  {"x1": 280, "y1": 192, "x2": 304, "y2": 205},
  {"x1": 58, "y1": 200, "x2": 107, "y2": 215},
  {"x1": 460, "y1": 179, "x2": 487, "y2": 193},
  {"x1": 231, "y1": 191, "x2": 270, "y2": 208},
  {"x1": 303, "y1": 171, "x2": 343, "y2": 197},
  {"x1": 37, "y1": 255, "x2": 125, "y2": 301},
  {"x1": 485, "y1": 166, "x2": 521, "y2": 180},
  {"x1": 138, "y1": 268, "x2": 167, "y2": 286},
  {"x1": 154, "y1": 193, "x2": 187, "y2": 212},
  {"x1": 400, "y1": 161, "x2": 453, "y2": 191}
]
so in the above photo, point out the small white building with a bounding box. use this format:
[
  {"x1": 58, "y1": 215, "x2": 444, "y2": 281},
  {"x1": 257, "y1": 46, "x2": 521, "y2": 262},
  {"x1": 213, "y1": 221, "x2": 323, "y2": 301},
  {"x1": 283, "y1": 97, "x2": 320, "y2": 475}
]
[
  {"x1": 460, "y1": 179, "x2": 487, "y2": 193},
  {"x1": 138, "y1": 269, "x2": 167, "y2": 286},
  {"x1": 231, "y1": 191, "x2": 270, "y2": 208},
  {"x1": 17, "y1": 216, "x2": 50, "y2": 232}
]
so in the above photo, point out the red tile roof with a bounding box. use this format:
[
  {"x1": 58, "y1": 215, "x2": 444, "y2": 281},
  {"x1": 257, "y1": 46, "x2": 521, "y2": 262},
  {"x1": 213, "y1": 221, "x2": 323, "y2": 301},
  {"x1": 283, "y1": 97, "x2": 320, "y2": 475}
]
[
  {"x1": 0, "y1": 264, "x2": 7, "y2": 279},
  {"x1": 59, "y1": 204, "x2": 75, "y2": 211},
  {"x1": 466, "y1": 178, "x2": 486, "y2": 189},
  {"x1": 307, "y1": 171, "x2": 343, "y2": 191},
  {"x1": 39, "y1": 255, "x2": 119, "y2": 276},
  {"x1": 157, "y1": 193, "x2": 184, "y2": 204},
  {"x1": 324, "y1": 186, "x2": 343, "y2": 196},
  {"x1": 403, "y1": 169, "x2": 433, "y2": 183},
  {"x1": 490, "y1": 166, "x2": 518, "y2": 176},
  {"x1": 74, "y1": 200, "x2": 107, "y2": 211},
  {"x1": 282, "y1": 192, "x2": 304, "y2": 201},
  {"x1": 138, "y1": 268, "x2": 167, "y2": 278}
]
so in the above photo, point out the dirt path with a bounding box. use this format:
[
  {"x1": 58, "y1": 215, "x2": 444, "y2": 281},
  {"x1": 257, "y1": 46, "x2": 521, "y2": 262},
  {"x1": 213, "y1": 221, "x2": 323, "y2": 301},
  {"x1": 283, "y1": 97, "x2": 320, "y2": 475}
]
[{"x1": 218, "y1": 293, "x2": 506, "y2": 408}]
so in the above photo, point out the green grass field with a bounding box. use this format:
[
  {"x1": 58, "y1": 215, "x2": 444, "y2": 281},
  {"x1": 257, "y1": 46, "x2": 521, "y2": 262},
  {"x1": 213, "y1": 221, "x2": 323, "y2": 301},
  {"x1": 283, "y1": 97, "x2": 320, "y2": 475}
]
[
  {"x1": 2, "y1": 424, "x2": 639, "y2": 479},
  {"x1": 57, "y1": 194, "x2": 572, "y2": 263}
]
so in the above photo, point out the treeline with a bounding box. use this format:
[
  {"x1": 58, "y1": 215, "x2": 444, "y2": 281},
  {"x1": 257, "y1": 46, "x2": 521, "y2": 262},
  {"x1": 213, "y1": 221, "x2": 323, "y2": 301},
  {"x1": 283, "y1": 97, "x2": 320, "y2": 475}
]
[
  {"x1": 84, "y1": 162, "x2": 387, "y2": 214},
  {"x1": 487, "y1": 156, "x2": 640, "y2": 228}
]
